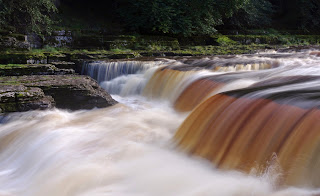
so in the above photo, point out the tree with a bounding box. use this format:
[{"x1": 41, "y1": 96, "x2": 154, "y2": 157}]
[
  {"x1": 226, "y1": 0, "x2": 274, "y2": 29},
  {"x1": 119, "y1": 0, "x2": 247, "y2": 36},
  {"x1": 268, "y1": 0, "x2": 320, "y2": 32},
  {"x1": 298, "y1": 0, "x2": 320, "y2": 31},
  {"x1": 0, "y1": 0, "x2": 57, "y2": 34}
]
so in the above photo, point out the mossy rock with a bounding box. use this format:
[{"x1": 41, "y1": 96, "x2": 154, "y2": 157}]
[
  {"x1": 0, "y1": 75, "x2": 117, "y2": 112},
  {"x1": 0, "y1": 84, "x2": 54, "y2": 113},
  {"x1": 109, "y1": 41, "x2": 136, "y2": 50},
  {"x1": 0, "y1": 64, "x2": 75, "y2": 76},
  {"x1": 51, "y1": 61, "x2": 76, "y2": 69},
  {"x1": 0, "y1": 103, "x2": 18, "y2": 112},
  {"x1": 178, "y1": 36, "x2": 209, "y2": 46},
  {"x1": 107, "y1": 53, "x2": 136, "y2": 59},
  {"x1": 0, "y1": 53, "x2": 46, "y2": 64},
  {"x1": 227, "y1": 35, "x2": 280, "y2": 45}
]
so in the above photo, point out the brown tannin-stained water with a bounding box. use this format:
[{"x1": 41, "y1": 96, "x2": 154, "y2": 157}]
[{"x1": 2, "y1": 50, "x2": 320, "y2": 195}]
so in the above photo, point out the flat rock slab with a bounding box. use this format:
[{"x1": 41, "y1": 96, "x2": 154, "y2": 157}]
[
  {"x1": 0, "y1": 64, "x2": 75, "y2": 76},
  {"x1": 51, "y1": 61, "x2": 76, "y2": 69},
  {"x1": 0, "y1": 84, "x2": 54, "y2": 112},
  {"x1": 0, "y1": 75, "x2": 117, "y2": 112}
]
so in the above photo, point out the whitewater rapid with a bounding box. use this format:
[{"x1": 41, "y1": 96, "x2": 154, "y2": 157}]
[
  {"x1": 0, "y1": 97, "x2": 282, "y2": 196},
  {"x1": 1, "y1": 51, "x2": 320, "y2": 196}
]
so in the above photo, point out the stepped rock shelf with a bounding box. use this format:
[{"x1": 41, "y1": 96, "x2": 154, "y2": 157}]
[
  {"x1": 0, "y1": 64, "x2": 75, "y2": 76},
  {"x1": 0, "y1": 45, "x2": 316, "y2": 113},
  {"x1": 0, "y1": 64, "x2": 117, "y2": 113}
]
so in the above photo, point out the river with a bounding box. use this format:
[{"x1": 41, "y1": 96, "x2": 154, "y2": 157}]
[{"x1": 0, "y1": 50, "x2": 320, "y2": 196}]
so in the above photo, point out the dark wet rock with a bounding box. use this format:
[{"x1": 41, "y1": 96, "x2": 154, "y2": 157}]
[
  {"x1": 54, "y1": 68, "x2": 75, "y2": 75},
  {"x1": 277, "y1": 45, "x2": 320, "y2": 53},
  {"x1": 0, "y1": 36, "x2": 30, "y2": 51},
  {"x1": 310, "y1": 51, "x2": 320, "y2": 56},
  {"x1": 0, "y1": 75, "x2": 117, "y2": 112},
  {"x1": 26, "y1": 33, "x2": 43, "y2": 49},
  {"x1": 0, "y1": 85, "x2": 54, "y2": 112},
  {"x1": 107, "y1": 53, "x2": 136, "y2": 59},
  {"x1": 51, "y1": 61, "x2": 76, "y2": 69}
]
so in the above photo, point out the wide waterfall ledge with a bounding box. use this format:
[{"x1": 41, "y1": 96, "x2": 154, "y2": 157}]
[{"x1": 1, "y1": 50, "x2": 320, "y2": 195}]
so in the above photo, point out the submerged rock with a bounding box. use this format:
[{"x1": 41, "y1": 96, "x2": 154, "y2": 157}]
[
  {"x1": 0, "y1": 75, "x2": 117, "y2": 112},
  {"x1": 310, "y1": 51, "x2": 320, "y2": 56}
]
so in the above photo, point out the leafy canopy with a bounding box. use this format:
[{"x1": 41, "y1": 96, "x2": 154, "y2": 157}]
[
  {"x1": 119, "y1": 0, "x2": 247, "y2": 36},
  {"x1": 0, "y1": 0, "x2": 57, "y2": 34},
  {"x1": 298, "y1": 0, "x2": 320, "y2": 31},
  {"x1": 226, "y1": 0, "x2": 274, "y2": 28}
]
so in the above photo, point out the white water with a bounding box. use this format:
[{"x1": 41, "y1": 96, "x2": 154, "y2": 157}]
[
  {"x1": 82, "y1": 61, "x2": 162, "y2": 83},
  {"x1": 1, "y1": 51, "x2": 320, "y2": 196}
]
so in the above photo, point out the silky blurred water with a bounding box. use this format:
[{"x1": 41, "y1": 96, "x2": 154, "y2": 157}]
[{"x1": 1, "y1": 50, "x2": 320, "y2": 196}]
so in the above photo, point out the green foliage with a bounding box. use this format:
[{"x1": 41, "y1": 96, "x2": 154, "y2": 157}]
[
  {"x1": 110, "y1": 48, "x2": 132, "y2": 53},
  {"x1": 215, "y1": 35, "x2": 237, "y2": 46},
  {"x1": 268, "y1": 0, "x2": 320, "y2": 32},
  {"x1": 42, "y1": 45, "x2": 59, "y2": 53},
  {"x1": 298, "y1": 0, "x2": 320, "y2": 31},
  {"x1": 0, "y1": 0, "x2": 5, "y2": 28},
  {"x1": 226, "y1": 0, "x2": 273, "y2": 29},
  {"x1": 1, "y1": 0, "x2": 320, "y2": 40},
  {"x1": 119, "y1": 0, "x2": 246, "y2": 36},
  {"x1": 0, "y1": 0, "x2": 57, "y2": 35},
  {"x1": 0, "y1": 64, "x2": 27, "y2": 69}
]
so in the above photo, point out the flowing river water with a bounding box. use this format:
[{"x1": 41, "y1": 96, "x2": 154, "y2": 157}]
[{"x1": 1, "y1": 50, "x2": 320, "y2": 196}]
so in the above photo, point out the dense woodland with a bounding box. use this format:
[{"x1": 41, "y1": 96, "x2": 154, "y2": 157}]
[{"x1": 1, "y1": 0, "x2": 320, "y2": 36}]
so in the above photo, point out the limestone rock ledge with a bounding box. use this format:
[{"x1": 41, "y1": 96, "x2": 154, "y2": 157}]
[
  {"x1": 0, "y1": 85, "x2": 54, "y2": 113},
  {"x1": 0, "y1": 64, "x2": 75, "y2": 76},
  {"x1": 0, "y1": 75, "x2": 117, "y2": 112}
]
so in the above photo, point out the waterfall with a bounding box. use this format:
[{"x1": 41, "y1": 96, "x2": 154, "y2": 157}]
[
  {"x1": 82, "y1": 61, "x2": 163, "y2": 95},
  {"x1": 3, "y1": 51, "x2": 320, "y2": 195},
  {"x1": 174, "y1": 75, "x2": 320, "y2": 187},
  {"x1": 81, "y1": 57, "x2": 276, "y2": 101},
  {"x1": 82, "y1": 61, "x2": 156, "y2": 83}
]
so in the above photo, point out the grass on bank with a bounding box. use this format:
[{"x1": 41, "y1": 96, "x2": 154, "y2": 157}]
[
  {"x1": 0, "y1": 34, "x2": 319, "y2": 63},
  {"x1": 0, "y1": 64, "x2": 28, "y2": 69}
]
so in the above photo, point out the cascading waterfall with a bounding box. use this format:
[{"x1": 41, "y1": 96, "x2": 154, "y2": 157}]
[
  {"x1": 2, "y1": 51, "x2": 320, "y2": 195},
  {"x1": 174, "y1": 53, "x2": 320, "y2": 188},
  {"x1": 82, "y1": 61, "x2": 157, "y2": 83},
  {"x1": 81, "y1": 61, "x2": 161, "y2": 95},
  {"x1": 175, "y1": 77, "x2": 320, "y2": 186}
]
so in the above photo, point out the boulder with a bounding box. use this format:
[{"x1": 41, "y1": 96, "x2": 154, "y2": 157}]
[
  {"x1": 0, "y1": 36, "x2": 30, "y2": 51},
  {"x1": 0, "y1": 85, "x2": 54, "y2": 112},
  {"x1": 0, "y1": 75, "x2": 117, "y2": 112}
]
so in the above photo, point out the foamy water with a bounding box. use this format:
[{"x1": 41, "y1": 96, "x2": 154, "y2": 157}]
[
  {"x1": 0, "y1": 98, "x2": 292, "y2": 196},
  {"x1": 1, "y1": 51, "x2": 320, "y2": 196}
]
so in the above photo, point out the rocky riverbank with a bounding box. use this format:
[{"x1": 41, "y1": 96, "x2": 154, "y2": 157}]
[
  {"x1": 0, "y1": 64, "x2": 117, "y2": 113},
  {"x1": 1, "y1": 31, "x2": 319, "y2": 113}
]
